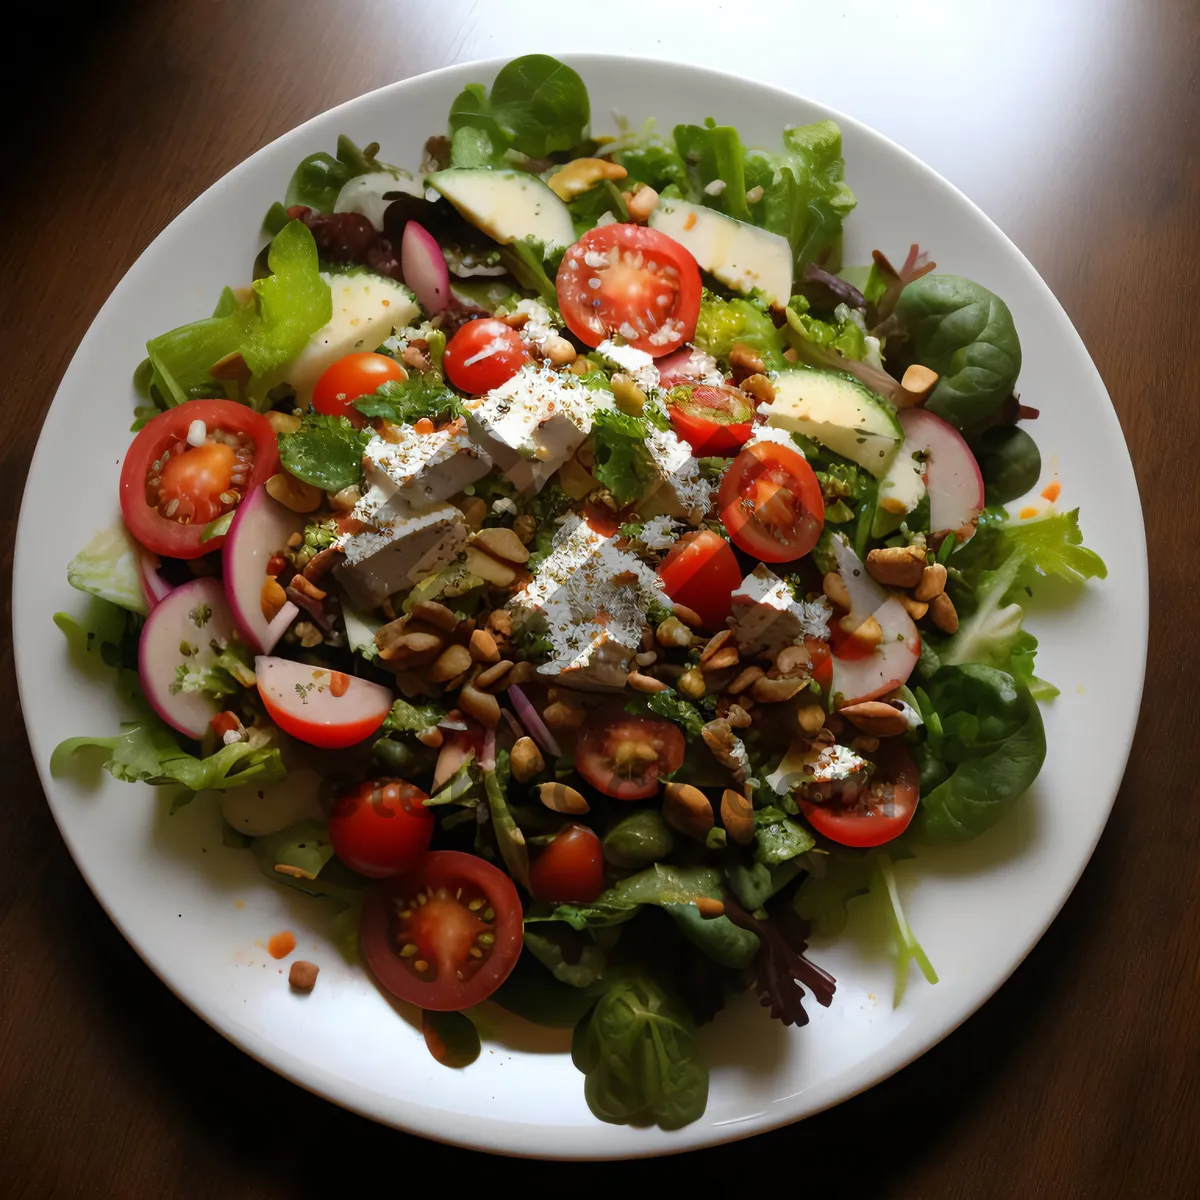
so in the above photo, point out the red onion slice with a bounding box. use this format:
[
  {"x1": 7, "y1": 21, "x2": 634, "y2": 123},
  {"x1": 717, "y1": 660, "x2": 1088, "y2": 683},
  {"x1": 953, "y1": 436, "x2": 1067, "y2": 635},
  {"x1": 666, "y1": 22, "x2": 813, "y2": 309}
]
[{"x1": 508, "y1": 685, "x2": 561, "y2": 757}]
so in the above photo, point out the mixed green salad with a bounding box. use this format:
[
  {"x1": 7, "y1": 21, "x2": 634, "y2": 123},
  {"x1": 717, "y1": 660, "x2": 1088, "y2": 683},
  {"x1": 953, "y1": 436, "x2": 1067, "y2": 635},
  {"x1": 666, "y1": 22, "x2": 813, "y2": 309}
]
[{"x1": 53, "y1": 55, "x2": 1107, "y2": 1130}]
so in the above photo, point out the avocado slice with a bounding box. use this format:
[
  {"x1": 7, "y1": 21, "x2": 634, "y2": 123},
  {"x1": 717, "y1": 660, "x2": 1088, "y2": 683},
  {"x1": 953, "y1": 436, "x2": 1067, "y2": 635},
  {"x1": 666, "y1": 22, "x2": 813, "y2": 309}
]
[
  {"x1": 649, "y1": 197, "x2": 793, "y2": 306},
  {"x1": 763, "y1": 368, "x2": 902, "y2": 476},
  {"x1": 428, "y1": 168, "x2": 574, "y2": 254}
]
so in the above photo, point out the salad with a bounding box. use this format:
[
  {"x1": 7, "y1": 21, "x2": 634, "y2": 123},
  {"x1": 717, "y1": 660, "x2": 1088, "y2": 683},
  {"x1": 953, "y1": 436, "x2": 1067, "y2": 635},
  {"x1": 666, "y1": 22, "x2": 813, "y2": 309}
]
[{"x1": 52, "y1": 55, "x2": 1107, "y2": 1130}]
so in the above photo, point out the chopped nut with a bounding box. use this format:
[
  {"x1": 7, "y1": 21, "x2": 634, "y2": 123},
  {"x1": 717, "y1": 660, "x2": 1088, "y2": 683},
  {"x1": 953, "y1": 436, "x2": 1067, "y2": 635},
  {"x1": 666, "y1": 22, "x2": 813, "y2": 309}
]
[
  {"x1": 929, "y1": 591, "x2": 959, "y2": 633},
  {"x1": 796, "y1": 701, "x2": 826, "y2": 735},
  {"x1": 294, "y1": 621, "x2": 323, "y2": 649},
  {"x1": 459, "y1": 682, "x2": 501, "y2": 728},
  {"x1": 265, "y1": 472, "x2": 322, "y2": 513},
  {"x1": 752, "y1": 675, "x2": 806, "y2": 703},
  {"x1": 547, "y1": 157, "x2": 627, "y2": 201},
  {"x1": 626, "y1": 185, "x2": 660, "y2": 222},
  {"x1": 513, "y1": 513, "x2": 537, "y2": 545},
  {"x1": 720, "y1": 789, "x2": 756, "y2": 845},
  {"x1": 265, "y1": 411, "x2": 302, "y2": 436},
  {"x1": 670, "y1": 602, "x2": 703, "y2": 628},
  {"x1": 823, "y1": 571, "x2": 851, "y2": 610},
  {"x1": 635, "y1": 649, "x2": 658, "y2": 667},
  {"x1": 678, "y1": 667, "x2": 707, "y2": 699},
  {"x1": 511, "y1": 737, "x2": 545, "y2": 783},
  {"x1": 288, "y1": 961, "x2": 320, "y2": 993},
  {"x1": 506, "y1": 660, "x2": 538, "y2": 686},
  {"x1": 774, "y1": 644, "x2": 812, "y2": 678},
  {"x1": 740, "y1": 373, "x2": 775, "y2": 405},
  {"x1": 725, "y1": 703, "x2": 753, "y2": 729},
  {"x1": 402, "y1": 343, "x2": 430, "y2": 372},
  {"x1": 378, "y1": 628, "x2": 444, "y2": 664},
  {"x1": 728, "y1": 342, "x2": 765, "y2": 378},
  {"x1": 655, "y1": 616, "x2": 693, "y2": 649},
  {"x1": 865, "y1": 545, "x2": 927, "y2": 588},
  {"x1": 838, "y1": 613, "x2": 884, "y2": 647},
  {"x1": 428, "y1": 643, "x2": 473, "y2": 683},
  {"x1": 892, "y1": 590, "x2": 930, "y2": 621},
  {"x1": 543, "y1": 700, "x2": 585, "y2": 731},
  {"x1": 329, "y1": 484, "x2": 361, "y2": 512},
  {"x1": 628, "y1": 670, "x2": 669, "y2": 694},
  {"x1": 538, "y1": 782, "x2": 589, "y2": 814},
  {"x1": 475, "y1": 659, "x2": 513, "y2": 689},
  {"x1": 464, "y1": 545, "x2": 517, "y2": 587},
  {"x1": 411, "y1": 600, "x2": 458, "y2": 633},
  {"x1": 261, "y1": 576, "x2": 287, "y2": 622},
  {"x1": 699, "y1": 629, "x2": 733, "y2": 664},
  {"x1": 693, "y1": 896, "x2": 725, "y2": 919},
  {"x1": 663, "y1": 782, "x2": 714, "y2": 841},
  {"x1": 899, "y1": 363, "x2": 939, "y2": 405},
  {"x1": 839, "y1": 700, "x2": 908, "y2": 737},
  {"x1": 473, "y1": 526, "x2": 531, "y2": 565},
  {"x1": 469, "y1": 628, "x2": 501, "y2": 664},
  {"x1": 302, "y1": 546, "x2": 343, "y2": 583},
  {"x1": 728, "y1": 665, "x2": 765, "y2": 695},
  {"x1": 850, "y1": 735, "x2": 880, "y2": 753},
  {"x1": 540, "y1": 335, "x2": 578, "y2": 366},
  {"x1": 914, "y1": 563, "x2": 948, "y2": 602},
  {"x1": 702, "y1": 646, "x2": 740, "y2": 672},
  {"x1": 701, "y1": 719, "x2": 747, "y2": 781}
]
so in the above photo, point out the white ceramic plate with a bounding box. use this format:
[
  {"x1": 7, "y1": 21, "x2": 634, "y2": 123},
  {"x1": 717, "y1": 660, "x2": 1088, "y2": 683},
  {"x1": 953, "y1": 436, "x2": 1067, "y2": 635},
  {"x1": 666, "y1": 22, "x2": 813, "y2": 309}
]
[{"x1": 14, "y1": 55, "x2": 1147, "y2": 1158}]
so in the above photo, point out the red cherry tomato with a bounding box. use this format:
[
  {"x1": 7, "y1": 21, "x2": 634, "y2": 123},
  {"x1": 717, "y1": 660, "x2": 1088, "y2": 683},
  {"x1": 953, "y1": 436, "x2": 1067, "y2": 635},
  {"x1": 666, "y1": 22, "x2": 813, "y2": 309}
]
[
  {"x1": 328, "y1": 778, "x2": 434, "y2": 879},
  {"x1": 556, "y1": 224, "x2": 701, "y2": 357},
  {"x1": 312, "y1": 352, "x2": 406, "y2": 424},
  {"x1": 119, "y1": 399, "x2": 279, "y2": 559},
  {"x1": 656, "y1": 529, "x2": 742, "y2": 630},
  {"x1": 443, "y1": 318, "x2": 528, "y2": 394},
  {"x1": 807, "y1": 636, "x2": 833, "y2": 691},
  {"x1": 359, "y1": 851, "x2": 523, "y2": 1011},
  {"x1": 799, "y1": 742, "x2": 920, "y2": 848},
  {"x1": 575, "y1": 713, "x2": 686, "y2": 801},
  {"x1": 718, "y1": 442, "x2": 825, "y2": 563},
  {"x1": 529, "y1": 825, "x2": 605, "y2": 904},
  {"x1": 668, "y1": 383, "x2": 755, "y2": 456}
]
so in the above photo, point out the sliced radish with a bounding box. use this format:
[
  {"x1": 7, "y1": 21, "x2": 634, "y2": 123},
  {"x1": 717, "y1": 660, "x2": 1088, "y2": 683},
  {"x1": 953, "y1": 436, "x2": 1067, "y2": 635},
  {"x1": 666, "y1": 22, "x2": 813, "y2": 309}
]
[
  {"x1": 139, "y1": 550, "x2": 172, "y2": 611},
  {"x1": 829, "y1": 537, "x2": 920, "y2": 706},
  {"x1": 898, "y1": 409, "x2": 984, "y2": 536},
  {"x1": 401, "y1": 220, "x2": 452, "y2": 314},
  {"x1": 138, "y1": 577, "x2": 243, "y2": 739},
  {"x1": 256, "y1": 656, "x2": 392, "y2": 749},
  {"x1": 655, "y1": 345, "x2": 722, "y2": 387},
  {"x1": 220, "y1": 766, "x2": 324, "y2": 837},
  {"x1": 223, "y1": 486, "x2": 304, "y2": 653},
  {"x1": 433, "y1": 729, "x2": 476, "y2": 792}
]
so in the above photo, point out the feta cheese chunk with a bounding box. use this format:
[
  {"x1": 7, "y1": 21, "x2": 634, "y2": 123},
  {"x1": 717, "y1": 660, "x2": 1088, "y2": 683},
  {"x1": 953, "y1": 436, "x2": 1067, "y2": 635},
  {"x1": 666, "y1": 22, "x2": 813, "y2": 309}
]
[
  {"x1": 335, "y1": 500, "x2": 467, "y2": 610},
  {"x1": 512, "y1": 298, "x2": 560, "y2": 353},
  {"x1": 766, "y1": 740, "x2": 869, "y2": 795},
  {"x1": 730, "y1": 564, "x2": 832, "y2": 657},
  {"x1": 595, "y1": 338, "x2": 660, "y2": 391},
  {"x1": 361, "y1": 419, "x2": 491, "y2": 514},
  {"x1": 745, "y1": 424, "x2": 804, "y2": 453},
  {"x1": 638, "y1": 425, "x2": 712, "y2": 523},
  {"x1": 636, "y1": 515, "x2": 680, "y2": 552},
  {"x1": 507, "y1": 517, "x2": 665, "y2": 689},
  {"x1": 466, "y1": 363, "x2": 607, "y2": 492}
]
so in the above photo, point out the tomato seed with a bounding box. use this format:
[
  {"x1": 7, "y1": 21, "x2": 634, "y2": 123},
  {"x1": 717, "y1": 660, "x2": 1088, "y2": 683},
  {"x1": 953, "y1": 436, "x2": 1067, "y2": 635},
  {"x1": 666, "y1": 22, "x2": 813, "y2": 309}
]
[
  {"x1": 478, "y1": 933, "x2": 494, "y2": 947},
  {"x1": 399, "y1": 943, "x2": 417, "y2": 958},
  {"x1": 469, "y1": 948, "x2": 483, "y2": 959},
  {"x1": 467, "y1": 898, "x2": 484, "y2": 911},
  {"x1": 413, "y1": 960, "x2": 429, "y2": 973},
  {"x1": 483, "y1": 908, "x2": 494, "y2": 922}
]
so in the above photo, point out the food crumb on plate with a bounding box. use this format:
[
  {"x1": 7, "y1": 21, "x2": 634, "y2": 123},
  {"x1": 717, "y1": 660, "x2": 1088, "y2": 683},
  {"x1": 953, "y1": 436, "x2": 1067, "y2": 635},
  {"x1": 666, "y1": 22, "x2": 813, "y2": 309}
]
[{"x1": 289, "y1": 961, "x2": 320, "y2": 992}]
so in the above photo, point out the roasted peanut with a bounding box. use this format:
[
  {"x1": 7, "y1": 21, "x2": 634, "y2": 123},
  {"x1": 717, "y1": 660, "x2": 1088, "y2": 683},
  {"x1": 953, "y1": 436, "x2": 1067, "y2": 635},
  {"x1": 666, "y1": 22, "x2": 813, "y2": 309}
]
[
  {"x1": 929, "y1": 591, "x2": 959, "y2": 633},
  {"x1": 725, "y1": 703, "x2": 753, "y2": 729},
  {"x1": 505, "y1": 660, "x2": 538, "y2": 687},
  {"x1": 663, "y1": 782, "x2": 714, "y2": 841},
  {"x1": 703, "y1": 646, "x2": 740, "y2": 672},
  {"x1": 892, "y1": 590, "x2": 930, "y2": 621},
  {"x1": 547, "y1": 157, "x2": 627, "y2": 201},
  {"x1": 410, "y1": 600, "x2": 458, "y2": 632},
  {"x1": 329, "y1": 484, "x2": 361, "y2": 512},
  {"x1": 541, "y1": 335, "x2": 578, "y2": 366},
  {"x1": 472, "y1": 526, "x2": 530, "y2": 565},
  {"x1": 914, "y1": 563, "x2": 948, "y2": 602},
  {"x1": 678, "y1": 667, "x2": 706, "y2": 699},
  {"x1": 543, "y1": 701, "x2": 585, "y2": 731},
  {"x1": 459, "y1": 682, "x2": 500, "y2": 728},
  {"x1": 850, "y1": 735, "x2": 880, "y2": 753},
  {"x1": 265, "y1": 472, "x2": 322, "y2": 513},
  {"x1": 427, "y1": 643, "x2": 473, "y2": 683},
  {"x1": 699, "y1": 629, "x2": 733, "y2": 664},
  {"x1": 720, "y1": 789, "x2": 756, "y2": 846},
  {"x1": 728, "y1": 343, "x2": 765, "y2": 378},
  {"x1": 464, "y1": 545, "x2": 517, "y2": 587},
  {"x1": 775, "y1": 644, "x2": 811, "y2": 678},
  {"x1": 671, "y1": 602, "x2": 703, "y2": 628},
  {"x1": 728, "y1": 665, "x2": 765, "y2": 695},
  {"x1": 628, "y1": 670, "x2": 669, "y2": 694},
  {"x1": 513, "y1": 513, "x2": 537, "y2": 545},
  {"x1": 469, "y1": 628, "x2": 501, "y2": 664},
  {"x1": 740, "y1": 373, "x2": 775, "y2": 404},
  {"x1": 838, "y1": 613, "x2": 884, "y2": 647},
  {"x1": 475, "y1": 659, "x2": 513, "y2": 689},
  {"x1": 865, "y1": 545, "x2": 927, "y2": 588},
  {"x1": 289, "y1": 574, "x2": 326, "y2": 602},
  {"x1": 626, "y1": 184, "x2": 659, "y2": 222},
  {"x1": 752, "y1": 675, "x2": 806, "y2": 703},
  {"x1": 379, "y1": 629, "x2": 444, "y2": 664},
  {"x1": 511, "y1": 737, "x2": 546, "y2": 783},
  {"x1": 839, "y1": 700, "x2": 908, "y2": 737},
  {"x1": 796, "y1": 701, "x2": 826, "y2": 735},
  {"x1": 655, "y1": 616, "x2": 693, "y2": 648},
  {"x1": 261, "y1": 577, "x2": 287, "y2": 622},
  {"x1": 458, "y1": 495, "x2": 488, "y2": 531},
  {"x1": 265, "y1": 410, "x2": 301, "y2": 436},
  {"x1": 823, "y1": 571, "x2": 851, "y2": 610},
  {"x1": 538, "y1": 782, "x2": 589, "y2": 814}
]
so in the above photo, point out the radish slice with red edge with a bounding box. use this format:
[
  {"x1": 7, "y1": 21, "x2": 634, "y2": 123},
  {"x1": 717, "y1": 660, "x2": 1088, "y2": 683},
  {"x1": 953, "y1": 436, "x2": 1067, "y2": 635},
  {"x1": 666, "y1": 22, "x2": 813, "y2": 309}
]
[
  {"x1": 138, "y1": 577, "x2": 242, "y2": 739},
  {"x1": 222, "y1": 486, "x2": 305, "y2": 653},
  {"x1": 401, "y1": 220, "x2": 451, "y2": 314},
  {"x1": 898, "y1": 408, "x2": 985, "y2": 536},
  {"x1": 139, "y1": 550, "x2": 172, "y2": 611},
  {"x1": 255, "y1": 656, "x2": 392, "y2": 749}
]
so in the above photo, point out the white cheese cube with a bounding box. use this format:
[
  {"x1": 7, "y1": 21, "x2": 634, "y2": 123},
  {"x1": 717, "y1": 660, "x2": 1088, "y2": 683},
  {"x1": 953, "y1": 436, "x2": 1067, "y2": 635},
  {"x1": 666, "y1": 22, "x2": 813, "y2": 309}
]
[
  {"x1": 508, "y1": 517, "x2": 665, "y2": 689},
  {"x1": 638, "y1": 425, "x2": 712, "y2": 523},
  {"x1": 466, "y1": 364, "x2": 606, "y2": 492},
  {"x1": 730, "y1": 564, "x2": 832, "y2": 657},
  {"x1": 361, "y1": 419, "x2": 491, "y2": 514},
  {"x1": 335, "y1": 500, "x2": 467, "y2": 610}
]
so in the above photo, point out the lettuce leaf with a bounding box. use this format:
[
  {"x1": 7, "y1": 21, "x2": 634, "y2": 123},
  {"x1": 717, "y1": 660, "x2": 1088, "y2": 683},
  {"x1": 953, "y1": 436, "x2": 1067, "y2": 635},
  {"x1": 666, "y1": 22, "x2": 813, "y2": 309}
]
[
  {"x1": 693, "y1": 292, "x2": 786, "y2": 369},
  {"x1": 67, "y1": 523, "x2": 148, "y2": 616}
]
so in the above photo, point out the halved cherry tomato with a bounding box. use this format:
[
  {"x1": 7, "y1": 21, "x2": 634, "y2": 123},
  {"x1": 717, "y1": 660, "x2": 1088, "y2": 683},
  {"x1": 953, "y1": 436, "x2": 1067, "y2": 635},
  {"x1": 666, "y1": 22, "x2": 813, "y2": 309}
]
[
  {"x1": 329, "y1": 778, "x2": 434, "y2": 879},
  {"x1": 799, "y1": 742, "x2": 919, "y2": 848},
  {"x1": 443, "y1": 318, "x2": 528, "y2": 394},
  {"x1": 313, "y1": 352, "x2": 406, "y2": 424},
  {"x1": 359, "y1": 851, "x2": 523, "y2": 1011},
  {"x1": 806, "y1": 635, "x2": 833, "y2": 691},
  {"x1": 657, "y1": 529, "x2": 742, "y2": 630},
  {"x1": 718, "y1": 442, "x2": 824, "y2": 563},
  {"x1": 668, "y1": 384, "x2": 755, "y2": 456},
  {"x1": 529, "y1": 825, "x2": 605, "y2": 904},
  {"x1": 120, "y1": 399, "x2": 279, "y2": 559},
  {"x1": 556, "y1": 224, "x2": 701, "y2": 357},
  {"x1": 575, "y1": 713, "x2": 686, "y2": 801}
]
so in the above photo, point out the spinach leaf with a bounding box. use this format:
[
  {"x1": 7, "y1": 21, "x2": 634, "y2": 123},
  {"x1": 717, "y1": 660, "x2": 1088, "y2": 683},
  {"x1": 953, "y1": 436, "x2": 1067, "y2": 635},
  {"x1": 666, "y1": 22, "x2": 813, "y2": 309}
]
[
  {"x1": 754, "y1": 805, "x2": 817, "y2": 865},
  {"x1": 572, "y1": 976, "x2": 709, "y2": 1130},
  {"x1": 448, "y1": 55, "x2": 589, "y2": 161},
  {"x1": 277, "y1": 411, "x2": 370, "y2": 491},
  {"x1": 283, "y1": 134, "x2": 393, "y2": 213},
  {"x1": 422, "y1": 1010, "x2": 481, "y2": 1068},
  {"x1": 726, "y1": 859, "x2": 806, "y2": 912},
  {"x1": 894, "y1": 274, "x2": 1022, "y2": 429},
  {"x1": 602, "y1": 809, "x2": 675, "y2": 870},
  {"x1": 625, "y1": 689, "x2": 707, "y2": 739},
  {"x1": 522, "y1": 924, "x2": 607, "y2": 988},
  {"x1": 914, "y1": 667, "x2": 1046, "y2": 843},
  {"x1": 663, "y1": 900, "x2": 760, "y2": 969},
  {"x1": 609, "y1": 120, "x2": 689, "y2": 192},
  {"x1": 496, "y1": 239, "x2": 560, "y2": 308},
  {"x1": 972, "y1": 424, "x2": 1042, "y2": 505},
  {"x1": 493, "y1": 954, "x2": 608, "y2": 1027},
  {"x1": 354, "y1": 374, "x2": 466, "y2": 425}
]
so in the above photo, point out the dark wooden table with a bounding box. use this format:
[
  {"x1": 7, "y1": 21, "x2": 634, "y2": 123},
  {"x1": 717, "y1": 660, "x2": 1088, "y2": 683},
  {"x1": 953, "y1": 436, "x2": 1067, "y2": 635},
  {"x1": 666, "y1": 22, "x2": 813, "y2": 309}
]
[{"x1": 2, "y1": 1, "x2": 1196, "y2": 1194}]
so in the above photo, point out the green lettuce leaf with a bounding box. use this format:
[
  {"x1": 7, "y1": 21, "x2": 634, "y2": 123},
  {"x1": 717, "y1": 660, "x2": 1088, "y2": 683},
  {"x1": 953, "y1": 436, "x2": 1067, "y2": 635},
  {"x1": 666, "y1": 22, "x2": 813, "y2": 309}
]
[
  {"x1": 354, "y1": 373, "x2": 465, "y2": 425},
  {"x1": 67, "y1": 523, "x2": 148, "y2": 616},
  {"x1": 693, "y1": 292, "x2": 787, "y2": 369},
  {"x1": 383, "y1": 696, "x2": 449, "y2": 733},
  {"x1": 590, "y1": 409, "x2": 657, "y2": 505},
  {"x1": 277, "y1": 411, "x2": 370, "y2": 491}
]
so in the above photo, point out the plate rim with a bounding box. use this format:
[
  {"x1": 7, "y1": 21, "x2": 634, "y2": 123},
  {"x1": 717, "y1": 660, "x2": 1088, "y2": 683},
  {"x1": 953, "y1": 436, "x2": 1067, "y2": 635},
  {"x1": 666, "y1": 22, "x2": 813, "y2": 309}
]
[{"x1": 13, "y1": 51, "x2": 1149, "y2": 1160}]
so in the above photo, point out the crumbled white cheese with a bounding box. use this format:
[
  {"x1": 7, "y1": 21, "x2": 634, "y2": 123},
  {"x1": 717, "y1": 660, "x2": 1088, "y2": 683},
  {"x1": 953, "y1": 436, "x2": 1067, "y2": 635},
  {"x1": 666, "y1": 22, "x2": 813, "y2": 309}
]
[
  {"x1": 595, "y1": 338, "x2": 660, "y2": 391},
  {"x1": 730, "y1": 565, "x2": 832, "y2": 657},
  {"x1": 508, "y1": 516, "x2": 665, "y2": 688},
  {"x1": 640, "y1": 425, "x2": 712, "y2": 523},
  {"x1": 361, "y1": 419, "x2": 491, "y2": 514},
  {"x1": 512, "y1": 298, "x2": 559, "y2": 351},
  {"x1": 638, "y1": 515, "x2": 680, "y2": 551},
  {"x1": 766, "y1": 741, "x2": 869, "y2": 795},
  {"x1": 746, "y1": 424, "x2": 804, "y2": 453},
  {"x1": 491, "y1": 496, "x2": 518, "y2": 516}
]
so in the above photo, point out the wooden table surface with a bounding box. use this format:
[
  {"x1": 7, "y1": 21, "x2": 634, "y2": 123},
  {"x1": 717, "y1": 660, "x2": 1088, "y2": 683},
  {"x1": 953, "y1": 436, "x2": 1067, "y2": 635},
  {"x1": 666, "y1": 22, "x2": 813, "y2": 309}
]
[{"x1": 2, "y1": 1, "x2": 1196, "y2": 1194}]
